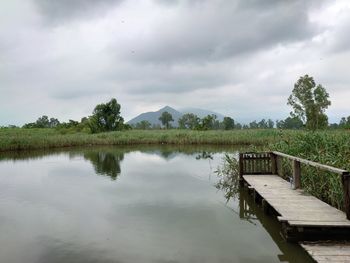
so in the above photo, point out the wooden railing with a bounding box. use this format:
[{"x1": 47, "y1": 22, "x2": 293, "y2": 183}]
[{"x1": 239, "y1": 151, "x2": 350, "y2": 220}]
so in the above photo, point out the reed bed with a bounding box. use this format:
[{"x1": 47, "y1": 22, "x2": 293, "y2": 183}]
[
  {"x1": 0, "y1": 128, "x2": 282, "y2": 152},
  {"x1": 271, "y1": 131, "x2": 350, "y2": 210}
]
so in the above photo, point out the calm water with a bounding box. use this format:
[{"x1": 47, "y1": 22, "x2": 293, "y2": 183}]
[{"x1": 0, "y1": 146, "x2": 312, "y2": 263}]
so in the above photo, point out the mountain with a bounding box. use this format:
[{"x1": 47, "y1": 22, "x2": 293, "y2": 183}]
[
  {"x1": 127, "y1": 106, "x2": 183, "y2": 127},
  {"x1": 179, "y1": 107, "x2": 225, "y2": 121},
  {"x1": 127, "y1": 106, "x2": 226, "y2": 127}
]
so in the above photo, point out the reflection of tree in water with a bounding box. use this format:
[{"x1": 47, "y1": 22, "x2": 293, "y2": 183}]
[
  {"x1": 195, "y1": 151, "x2": 213, "y2": 160},
  {"x1": 84, "y1": 151, "x2": 124, "y2": 180},
  {"x1": 216, "y1": 156, "x2": 314, "y2": 262}
]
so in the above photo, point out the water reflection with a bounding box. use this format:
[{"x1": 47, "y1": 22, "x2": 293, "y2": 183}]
[
  {"x1": 0, "y1": 146, "x2": 313, "y2": 263},
  {"x1": 83, "y1": 151, "x2": 124, "y2": 180},
  {"x1": 195, "y1": 151, "x2": 213, "y2": 160},
  {"x1": 218, "y1": 171, "x2": 313, "y2": 263}
]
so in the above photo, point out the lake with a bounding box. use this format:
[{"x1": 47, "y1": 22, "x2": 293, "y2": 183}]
[{"x1": 0, "y1": 145, "x2": 312, "y2": 263}]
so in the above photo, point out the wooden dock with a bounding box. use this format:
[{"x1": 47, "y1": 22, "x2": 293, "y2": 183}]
[
  {"x1": 301, "y1": 242, "x2": 350, "y2": 263},
  {"x1": 239, "y1": 152, "x2": 350, "y2": 262}
]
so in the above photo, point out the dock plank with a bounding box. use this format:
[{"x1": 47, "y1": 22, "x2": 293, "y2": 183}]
[
  {"x1": 243, "y1": 175, "x2": 350, "y2": 227},
  {"x1": 301, "y1": 242, "x2": 350, "y2": 263}
]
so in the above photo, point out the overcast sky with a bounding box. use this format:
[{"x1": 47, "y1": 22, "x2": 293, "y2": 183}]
[{"x1": 1, "y1": 0, "x2": 350, "y2": 125}]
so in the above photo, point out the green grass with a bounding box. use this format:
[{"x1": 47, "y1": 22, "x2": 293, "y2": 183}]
[{"x1": 0, "y1": 128, "x2": 282, "y2": 152}]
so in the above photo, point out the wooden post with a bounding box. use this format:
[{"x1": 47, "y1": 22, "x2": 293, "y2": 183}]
[
  {"x1": 270, "y1": 152, "x2": 277, "y2": 175},
  {"x1": 276, "y1": 155, "x2": 282, "y2": 177},
  {"x1": 239, "y1": 153, "x2": 244, "y2": 183},
  {"x1": 293, "y1": 160, "x2": 301, "y2": 189},
  {"x1": 343, "y1": 172, "x2": 350, "y2": 220}
]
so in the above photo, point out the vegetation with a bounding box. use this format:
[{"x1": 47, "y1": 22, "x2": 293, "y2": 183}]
[
  {"x1": 178, "y1": 113, "x2": 200, "y2": 129},
  {"x1": 158, "y1": 111, "x2": 174, "y2": 129},
  {"x1": 216, "y1": 130, "x2": 350, "y2": 211},
  {"x1": 0, "y1": 128, "x2": 283, "y2": 152},
  {"x1": 288, "y1": 75, "x2": 331, "y2": 130},
  {"x1": 89, "y1": 98, "x2": 125, "y2": 133}
]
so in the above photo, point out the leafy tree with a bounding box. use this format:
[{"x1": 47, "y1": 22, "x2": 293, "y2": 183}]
[
  {"x1": 89, "y1": 98, "x2": 124, "y2": 133},
  {"x1": 267, "y1": 119, "x2": 274, "y2": 129},
  {"x1": 178, "y1": 113, "x2": 200, "y2": 129},
  {"x1": 235, "y1": 122, "x2": 242, "y2": 129},
  {"x1": 135, "y1": 120, "x2": 152, "y2": 130},
  {"x1": 276, "y1": 116, "x2": 304, "y2": 129},
  {"x1": 222, "y1": 117, "x2": 235, "y2": 130},
  {"x1": 339, "y1": 116, "x2": 350, "y2": 129},
  {"x1": 158, "y1": 111, "x2": 174, "y2": 129},
  {"x1": 288, "y1": 75, "x2": 331, "y2": 130},
  {"x1": 249, "y1": 120, "x2": 258, "y2": 129},
  {"x1": 197, "y1": 114, "x2": 218, "y2": 130},
  {"x1": 23, "y1": 115, "x2": 60, "y2": 128}
]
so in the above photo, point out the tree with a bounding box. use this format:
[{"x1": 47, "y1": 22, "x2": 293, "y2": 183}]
[
  {"x1": 339, "y1": 116, "x2": 350, "y2": 129},
  {"x1": 158, "y1": 111, "x2": 174, "y2": 129},
  {"x1": 249, "y1": 120, "x2": 258, "y2": 129},
  {"x1": 288, "y1": 75, "x2": 331, "y2": 130},
  {"x1": 89, "y1": 98, "x2": 124, "y2": 133},
  {"x1": 276, "y1": 116, "x2": 303, "y2": 129},
  {"x1": 197, "y1": 114, "x2": 218, "y2": 130},
  {"x1": 222, "y1": 117, "x2": 235, "y2": 130},
  {"x1": 178, "y1": 113, "x2": 200, "y2": 129},
  {"x1": 267, "y1": 119, "x2": 274, "y2": 129},
  {"x1": 135, "y1": 120, "x2": 152, "y2": 130}
]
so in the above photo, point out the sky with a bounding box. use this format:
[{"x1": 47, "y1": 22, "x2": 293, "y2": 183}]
[{"x1": 1, "y1": 0, "x2": 350, "y2": 126}]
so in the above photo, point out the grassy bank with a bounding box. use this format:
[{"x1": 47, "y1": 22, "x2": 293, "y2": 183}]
[{"x1": 0, "y1": 128, "x2": 283, "y2": 152}]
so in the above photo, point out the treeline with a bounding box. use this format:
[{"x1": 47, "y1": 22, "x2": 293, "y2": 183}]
[
  {"x1": 2, "y1": 99, "x2": 350, "y2": 133},
  {"x1": 19, "y1": 98, "x2": 131, "y2": 134},
  {"x1": 1, "y1": 75, "x2": 349, "y2": 133}
]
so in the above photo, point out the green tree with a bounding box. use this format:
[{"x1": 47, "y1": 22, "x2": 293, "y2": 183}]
[
  {"x1": 249, "y1": 120, "x2": 258, "y2": 129},
  {"x1": 135, "y1": 120, "x2": 152, "y2": 130},
  {"x1": 288, "y1": 75, "x2": 331, "y2": 130},
  {"x1": 178, "y1": 113, "x2": 200, "y2": 129},
  {"x1": 222, "y1": 117, "x2": 235, "y2": 130},
  {"x1": 267, "y1": 119, "x2": 274, "y2": 129},
  {"x1": 158, "y1": 111, "x2": 174, "y2": 129},
  {"x1": 197, "y1": 114, "x2": 218, "y2": 130},
  {"x1": 89, "y1": 98, "x2": 124, "y2": 133},
  {"x1": 276, "y1": 116, "x2": 304, "y2": 129},
  {"x1": 339, "y1": 116, "x2": 350, "y2": 129}
]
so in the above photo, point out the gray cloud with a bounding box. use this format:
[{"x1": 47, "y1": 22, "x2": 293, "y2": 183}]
[
  {"x1": 117, "y1": 0, "x2": 320, "y2": 64},
  {"x1": 0, "y1": 0, "x2": 350, "y2": 125},
  {"x1": 33, "y1": 0, "x2": 124, "y2": 24}
]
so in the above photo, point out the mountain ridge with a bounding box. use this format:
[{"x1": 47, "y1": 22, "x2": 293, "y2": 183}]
[{"x1": 127, "y1": 106, "x2": 226, "y2": 127}]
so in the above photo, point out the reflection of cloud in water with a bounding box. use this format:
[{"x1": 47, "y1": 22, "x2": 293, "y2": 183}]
[{"x1": 36, "y1": 237, "x2": 122, "y2": 263}]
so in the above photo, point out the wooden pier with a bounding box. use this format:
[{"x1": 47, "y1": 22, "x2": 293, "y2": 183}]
[{"x1": 239, "y1": 152, "x2": 350, "y2": 262}]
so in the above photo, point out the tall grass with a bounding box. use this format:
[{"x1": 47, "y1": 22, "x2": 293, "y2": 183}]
[
  {"x1": 0, "y1": 128, "x2": 282, "y2": 152},
  {"x1": 271, "y1": 130, "x2": 350, "y2": 210}
]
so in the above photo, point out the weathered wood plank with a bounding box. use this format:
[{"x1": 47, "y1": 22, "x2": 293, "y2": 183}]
[
  {"x1": 243, "y1": 175, "x2": 350, "y2": 228},
  {"x1": 293, "y1": 160, "x2": 301, "y2": 189},
  {"x1": 301, "y1": 242, "x2": 350, "y2": 263}
]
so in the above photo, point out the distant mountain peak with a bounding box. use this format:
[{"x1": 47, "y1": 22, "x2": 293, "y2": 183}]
[
  {"x1": 159, "y1": 105, "x2": 175, "y2": 112},
  {"x1": 127, "y1": 106, "x2": 226, "y2": 126}
]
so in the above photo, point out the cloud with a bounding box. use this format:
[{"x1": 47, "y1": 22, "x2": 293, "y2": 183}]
[
  {"x1": 33, "y1": 0, "x2": 125, "y2": 24},
  {"x1": 0, "y1": 0, "x2": 350, "y2": 125},
  {"x1": 116, "y1": 0, "x2": 320, "y2": 64}
]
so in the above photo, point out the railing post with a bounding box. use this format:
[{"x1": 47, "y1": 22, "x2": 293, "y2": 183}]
[
  {"x1": 270, "y1": 152, "x2": 277, "y2": 175},
  {"x1": 239, "y1": 153, "x2": 244, "y2": 182},
  {"x1": 293, "y1": 160, "x2": 301, "y2": 189},
  {"x1": 343, "y1": 172, "x2": 350, "y2": 220}
]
